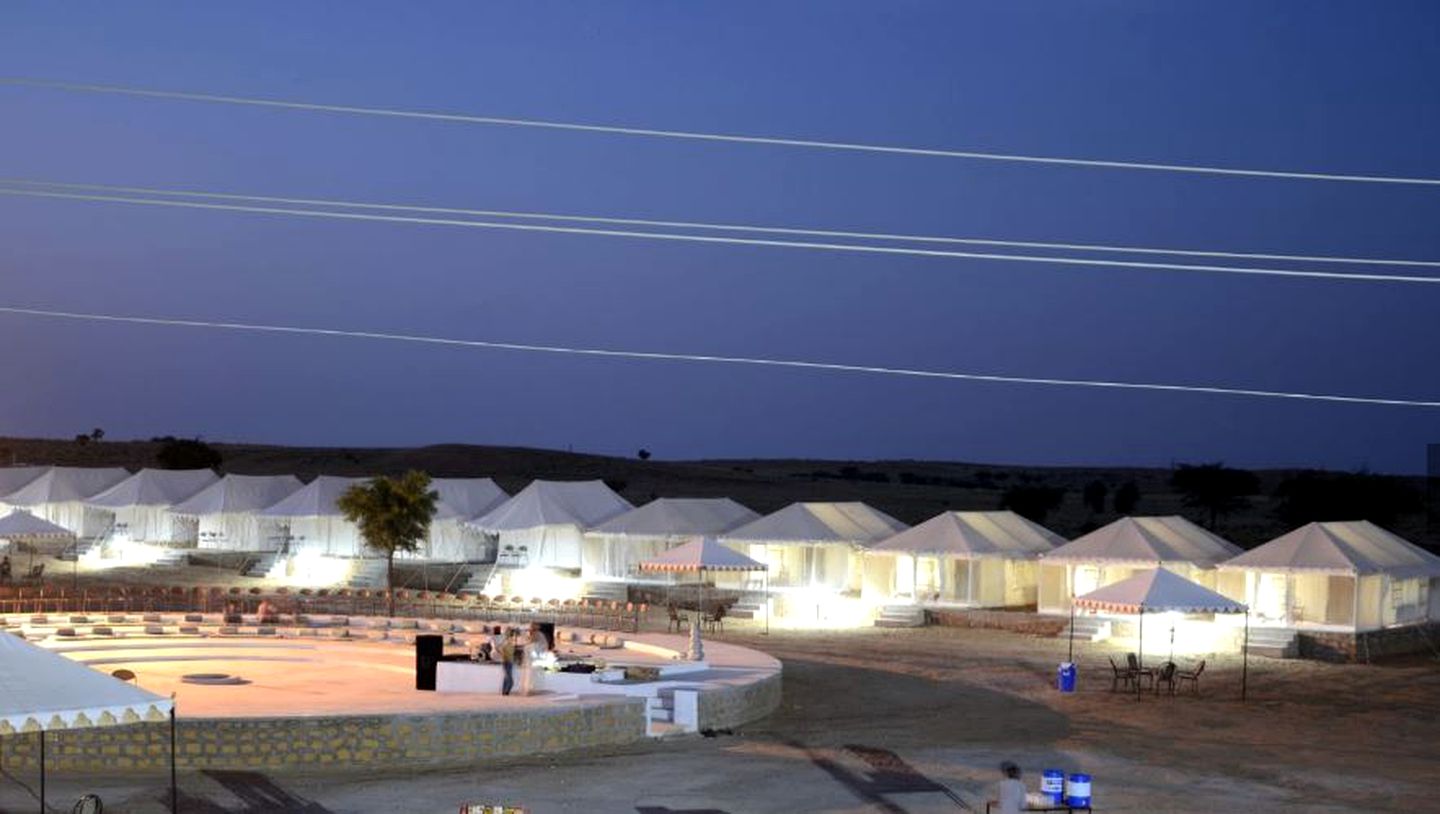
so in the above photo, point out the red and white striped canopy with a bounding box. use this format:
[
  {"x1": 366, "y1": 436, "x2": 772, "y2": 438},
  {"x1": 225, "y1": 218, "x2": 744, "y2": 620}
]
[
  {"x1": 639, "y1": 536, "x2": 767, "y2": 573},
  {"x1": 1073, "y1": 568, "x2": 1246, "y2": 614}
]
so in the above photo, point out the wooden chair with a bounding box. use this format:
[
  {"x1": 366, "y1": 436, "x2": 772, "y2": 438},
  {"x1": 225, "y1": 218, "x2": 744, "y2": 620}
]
[
  {"x1": 667, "y1": 604, "x2": 689, "y2": 633},
  {"x1": 1126, "y1": 653, "x2": 1155, "y2": 691},
  {"x1": 1108, "y1": 656, "x2": 1135, "y2": 693},
  {"x1": 1153, "y1": 661, "x2": 1178, "y2": 695},
  {"x1": 1176, "y1": 660, "x2": 1205, "y2": 695}
]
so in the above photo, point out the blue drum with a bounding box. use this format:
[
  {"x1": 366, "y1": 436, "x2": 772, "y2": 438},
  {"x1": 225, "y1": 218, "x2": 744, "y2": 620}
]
[
  {"x1": 1066, "y1": 773, "x2": 1092, "y2": 807},
  {"x1": 1041, "y1": 769, "x2": 1065, "y2": 804}
]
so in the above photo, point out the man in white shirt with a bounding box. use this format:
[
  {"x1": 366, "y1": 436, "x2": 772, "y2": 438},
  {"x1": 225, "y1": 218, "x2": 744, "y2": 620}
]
[{"x1": 992, "y1": 761, "x2": 1027, "y2": 814}]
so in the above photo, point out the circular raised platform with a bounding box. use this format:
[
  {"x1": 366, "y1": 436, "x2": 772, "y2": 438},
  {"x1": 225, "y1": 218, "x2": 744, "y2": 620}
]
[{"x1": 8, "y1": 616, "x2": 782, "y2": 772}]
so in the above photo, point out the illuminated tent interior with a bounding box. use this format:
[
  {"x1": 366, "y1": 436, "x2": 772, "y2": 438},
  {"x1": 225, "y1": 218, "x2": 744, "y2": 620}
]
[
  {"x1": 84, "y1": 468, "x2": 219, "y2": 543},
  {"x1": 0, "y1": 467, "x2": 131, "y2": 538},
  {"x1": 583, "y1": 497, "x2": 761, "y2": 580},
  {"x1": 419, "y1": 477, "x2": 509, "y2": 562},
  {"x1": 256, "y1": 475, "x2": 370, "y2": 557},
  {"x1": 1038, "y1": 516, "x2": 1243, "y2": 615},
  {"x1": 863, "y1": 511, "x2": 1064, "y2": 607},
  {"x1": 470, "y1": 480, "x2": 633, "y2": 570},
  {"x1": 171, "y1": 474, "x2": 304, "y2": 552},
  {"x1": 1216, "y1": 521, "x2": 1440, "y2": 631},
  {"x1": 721, "y1": 501, "x2": 908, "y2": 594}
]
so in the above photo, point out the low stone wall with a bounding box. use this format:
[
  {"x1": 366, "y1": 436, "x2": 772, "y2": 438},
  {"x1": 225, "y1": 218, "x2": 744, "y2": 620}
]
[
  {"x1": 1298, "y1": 622, "x2": 1440, "y2": 663},
  {"x1": 696, "y1": 670, "x2": 782, "y2": 731},
  {"x1": 0, "y1": 700, "x2": 647, "y2": 772},
  {"x1": 924, "y1": 608, "x2": 1068, "y2": 637}
]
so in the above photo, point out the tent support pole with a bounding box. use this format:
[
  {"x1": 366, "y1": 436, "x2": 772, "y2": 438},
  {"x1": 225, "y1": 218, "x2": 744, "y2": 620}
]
[
  {"x1": 38, "y1": 729, "x2": 44, "y2": 814},
  {"x1": 763, "y1": 565, "x2": 770, "y2": 636},
  {"x1": 1242, "y1": 610, "x2": 1250, "y2": 702},
  {"x1": 1067, "y1": 604, "x2": 1075, "y2": 663},
  {"x1": 1136, "y1": 608, "x2": 1144, "y2": 700},
  {"x1": 170, "y1": 703, "x2": 178, "y2": 814}
]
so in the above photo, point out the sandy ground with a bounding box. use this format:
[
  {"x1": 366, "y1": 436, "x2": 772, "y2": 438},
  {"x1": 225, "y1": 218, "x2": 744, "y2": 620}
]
[{"x1": 4, "y1": 622, "x2": 1437, "y2": 813}]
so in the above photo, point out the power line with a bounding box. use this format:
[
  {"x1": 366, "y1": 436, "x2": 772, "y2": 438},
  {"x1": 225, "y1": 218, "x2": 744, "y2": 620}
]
[
  {"x1": 4, "y1": 185, "x2": 1438, "y2": 285},
  {"x1": 1, "y1": 305, "x2": 1436, "y2": 408},
  {"x1": 7, "y1": 177, "x2": 1440, "y2": 271},
  {"x1": 5, "y1": 77, "x2": 1439, "y2": 187}
]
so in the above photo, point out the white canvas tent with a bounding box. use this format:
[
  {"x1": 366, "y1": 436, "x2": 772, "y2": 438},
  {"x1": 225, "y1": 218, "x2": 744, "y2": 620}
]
[
  {"x1": 256, "y1": 475, "x2": 369, "y2": 557},
  {"x1": 470, "y1": 480, "x2": 633, "y2": 570},
  {"x1": 171, "y1": 474, "x2": 304, "y2": 552},
  {"x1": 1038, "y1": 516, "x2": 1243, "y2": 614},
  {"x1": 1073, "y1": 567, "x2": 1250, "y2": 698},
  {"x1": 864, "y1": 511, "x2": 1064, "y2": 607},
  {"x1": 0, "y1": 467, "x2": 130, "y2": 537},
  {"x1": 421, "y1": 478, "x2": 509, "y2": 561},
  {"x1": 720, "y1": 502, "x2": 908, "y2": 592},
  {"x1": 583, "y1": 497, "x2": 760, "y2": 580},
  {"x1": 1216, "y1": 521, "x2": 1440, "y2": 631},
  {"x1": 0, "y1": 631, "x2": 176, "y2": 811},
  {"x1": 0, "y1": 466, "x2": 50, "y2": 502},
  {"x1": 85, "y1": 468, "x2": 218, "y2": 543},
  {"x1": 0, "y1": 510, "x2": 74, "y2": 575}
]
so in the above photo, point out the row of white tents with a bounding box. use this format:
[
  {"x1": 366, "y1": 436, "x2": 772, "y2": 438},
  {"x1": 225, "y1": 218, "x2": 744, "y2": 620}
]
[{"x1": 2, "y1": 466, "x2": 1438, "y2": 632}]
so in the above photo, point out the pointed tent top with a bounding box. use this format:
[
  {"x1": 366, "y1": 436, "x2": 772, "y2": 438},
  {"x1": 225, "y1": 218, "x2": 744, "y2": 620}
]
[
  {"x1": 639, "y1": 537, "x2": 767, "y2": 573},
  {"x1": 430, "y1": 478, "x2": 509, "y2": 521},
  {"x1": 1220, "y1": 520, "x2": 1440, "y2": 579},
  {"x1": 588, "y1": 497, "x2": 761, "y2": 538},
  {"x1": 85, "y1": 468, "x2": 219, "y2": 509},
  {"x1": 869, "y1": 511, "x2": 1064, "y2": 558},
  {"x1": 2, "y1": 467, "x2": 130, "y2": 506},
  {"x1": 471, "y1": 480, "x2": 633, "y2": 532},
  {"x1": 0, "y1": 510, "x2": 75, "y2": 539},
  {"x1": 0, "y1": 632, "x2": 172, "y2": 733},
  {"x1": 1044, "y1": 516, "x2": 1242, "y2": 566},
  {"x1": 169, "y1": 474, "x2": 305, "y2": 516},
  {"x1": 1074, "y1": 567, "x2": 1247, "y2": 614},
  {"x1": 721, "y1": 501, "x2": 909, "y2": 547},
  {"x1": 256, "y1": 475, "x2": 371, "y2": 518},
  {"x1": 0, "y1": 466, "x2": 51, "y2": 497}
]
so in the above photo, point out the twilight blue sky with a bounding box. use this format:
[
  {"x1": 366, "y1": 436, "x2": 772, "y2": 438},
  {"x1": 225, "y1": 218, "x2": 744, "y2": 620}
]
[{"x1": 2, "y1": 2, "x2": 1439, "y2": 472}]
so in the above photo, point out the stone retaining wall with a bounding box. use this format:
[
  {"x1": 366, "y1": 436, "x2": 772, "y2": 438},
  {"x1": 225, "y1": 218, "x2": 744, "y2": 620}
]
[
  {"x1": 1298, "y1": 622, "x2": 1440, "y2": 663},
  {"x1": 0, "y1": 700, "x2": 647, "y2": 772},
  {"x1": 924, "y1": 608, "x2": 1068, "y2": 637},
  {"x1": 696, "y1": 671, "x2": 782, "y2": 731}
]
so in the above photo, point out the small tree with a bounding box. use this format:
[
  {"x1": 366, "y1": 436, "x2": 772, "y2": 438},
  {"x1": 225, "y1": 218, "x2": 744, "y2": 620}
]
[
  {"x1": 1113, "y1": 481, "x2": 1141, "y2": 514},
  {"x1": 337, "y1": 471, "x2": 438, "y2": 616},
  {"x1": 637, "y1": 448, "x2": 652, "y2": 461},
  {"x1": 1082, "y1": 480, "x2": 1108, "y2": 515},
  {"x1": 1172, "y1": 462, "x2": 1260, "y2": 528},
  {"x1": 90, "y1": 427, "x2": 105, "y2": 442}
]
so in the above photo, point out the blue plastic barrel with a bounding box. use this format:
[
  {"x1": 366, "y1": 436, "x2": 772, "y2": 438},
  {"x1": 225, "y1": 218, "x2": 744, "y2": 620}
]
[
  {"x1": 1066, "y1": 773, "x2": 1092, "y2": 807},
  {"x1": 1041, "y1": 769, "x2": 1065, "y2": 804},
  {"x1": 1057, "y1": 662, "x2": 1077, "y2": 693}
]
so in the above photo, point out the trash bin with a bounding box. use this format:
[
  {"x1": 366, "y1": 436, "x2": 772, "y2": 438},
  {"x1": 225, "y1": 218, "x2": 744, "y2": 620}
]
[
  {"x1": 1041, "y1": 770, "x2": 1065, "y2": 804},
  {"x1": 1057, "y1": 662, "x2": 1077, "y2": 693},
  {"x1": 1066, "y1": 773, "x2": 1092, "y2": 807}
]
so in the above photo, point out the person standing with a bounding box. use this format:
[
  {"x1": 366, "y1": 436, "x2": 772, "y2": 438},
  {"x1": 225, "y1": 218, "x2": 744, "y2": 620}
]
[
  {"x1": 498, "y1": 628, "x2": 518, "y2": 696},
  {"x1": 990, "y1": 762, "x2": 1027, "y2": 814},
  {"x1": 519, "y1": 623, "x2": 549, "y2": 696}
]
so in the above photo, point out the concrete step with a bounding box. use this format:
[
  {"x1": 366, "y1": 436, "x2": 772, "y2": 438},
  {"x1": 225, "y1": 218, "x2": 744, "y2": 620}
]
[
  {"x1": 1247, "y1": 628, "x2": 1298, "y2": 659},
  {"x1": 728, "y1": 602, "x2": 762, "y2": 620},
  {"x1": 1060, "y1": 617, "x2": 1113, "y2": 643},
  {"x1": 582, "y1": 582, "x2": 629, "y2": 603},
  {"x1": 874, "y1": 605, "x2": 925, "y2": 628}
]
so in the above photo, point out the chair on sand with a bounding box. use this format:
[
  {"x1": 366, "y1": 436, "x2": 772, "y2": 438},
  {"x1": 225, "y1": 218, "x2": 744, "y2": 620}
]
[
  {"x1": 1126, "y1": 653, "x2": 1155, "y2": 691},
  {"x1": 1176, "y1": 660, "x2": 1205, "y2": 695},
  {"x1": 1108, "y1": 656, "x2": 1136, "y2": 693},
  {"x1": 666, "y1": 604, "x2": 689, "y2": 633},
  {"x1": 1153, "y1": 661, "x2": 1178, "y2": 695}
]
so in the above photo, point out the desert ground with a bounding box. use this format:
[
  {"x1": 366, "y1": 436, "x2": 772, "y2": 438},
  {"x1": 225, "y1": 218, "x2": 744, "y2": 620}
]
[{"x1": 4, "y1": 619, "x2": 1437, "y2": 813}]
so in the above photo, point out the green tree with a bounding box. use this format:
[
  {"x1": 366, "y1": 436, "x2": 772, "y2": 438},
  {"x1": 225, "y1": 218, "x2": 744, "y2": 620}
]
[
  {"x1": 1273, "y1": 470, "x2": 1420, "y2": 527},
  {"x1": 1113, "y1": 481, "x2": 1141, "y2": 515},
  {"x1": 1172, "y1": 462, "x2": 1261, "y2": 528},
  {"x1": 337, "y1": 471, "x2": 438, "y2": 616},
  {"x1": 1082, "y1": 480, "x2": 1108, "y2": 515},
  {"x1": 1000, "y1": 485, "x2": 1066, "y2": 523}
]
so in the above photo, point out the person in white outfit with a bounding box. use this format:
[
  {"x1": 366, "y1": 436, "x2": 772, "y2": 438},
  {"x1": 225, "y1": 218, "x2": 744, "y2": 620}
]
[
  {"x1": 518, "y1": 622, "x2": 551, "y2": 696},
  {"x1": 991, "y1": 761, "x2": 1026, "y2": 814}
]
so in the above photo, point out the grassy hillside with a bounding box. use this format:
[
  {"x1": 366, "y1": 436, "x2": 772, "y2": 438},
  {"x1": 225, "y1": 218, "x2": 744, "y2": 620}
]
[{"x1": 2, "y1": 436, "x2": 1434, "y2": 549}]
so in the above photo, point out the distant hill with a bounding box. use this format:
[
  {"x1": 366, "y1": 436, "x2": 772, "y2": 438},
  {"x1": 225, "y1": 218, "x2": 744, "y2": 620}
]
[{"x1": 1, "y1": 436, "x2": 1434, "y2": 549}]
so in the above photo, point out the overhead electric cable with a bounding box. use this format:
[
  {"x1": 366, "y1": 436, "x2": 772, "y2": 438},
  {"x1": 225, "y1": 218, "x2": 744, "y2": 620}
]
[
  {"x1": 6, "y1": 177, "x2": 1440, "y2": 270},
  {"x1": 3, "y1": 185, "x2": 1437, "y2": 285},
  {"x1": 4, "y1": 77, "x2": 1439, "y2": 187},
  {"x1": 1, "y1": 305, "x2": 1436, "y2": 408}
]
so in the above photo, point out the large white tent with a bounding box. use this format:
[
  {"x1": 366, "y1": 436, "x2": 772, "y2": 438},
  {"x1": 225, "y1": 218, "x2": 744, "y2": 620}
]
[
  {"x1": 0, "y1": 631, "x2": 175, "y2": 810},
  {"x1": 470, "y1": 480, "x2": 633, "y2": 570},
  {"x1": 864, "y1": 511, "x2": 1064, "y2": 607},
  {"x1": 720, "y1": 502, "x2": 908, "y2": 592},
  {"x1": 422, "y1": 477, "x2": 509, "y2": 561},
  {"x1": 256, "y1": 475, "x2": 370, "y2": 557},
  {"x1": 171, "y1": 474, "x2": 304, "y2": 552},
  {"x1": 84, "y1": 468, "x2": 219, "y2": 543},
  {"x1": 1216, "y1": 521, "x2": 1440, "y2": 631},
  {"x1": 0, "y1": 467, "x2": 130, "y2": 537},
  {"x1": 582, "y1": 497, "x2": 761, "y2": 580},
  {"x1": 1038, "y1": 516, "x2": 1243, "y2": 614},
  {"x1": 0, "y1": 466, "x2": 50, "y2": 501}
]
